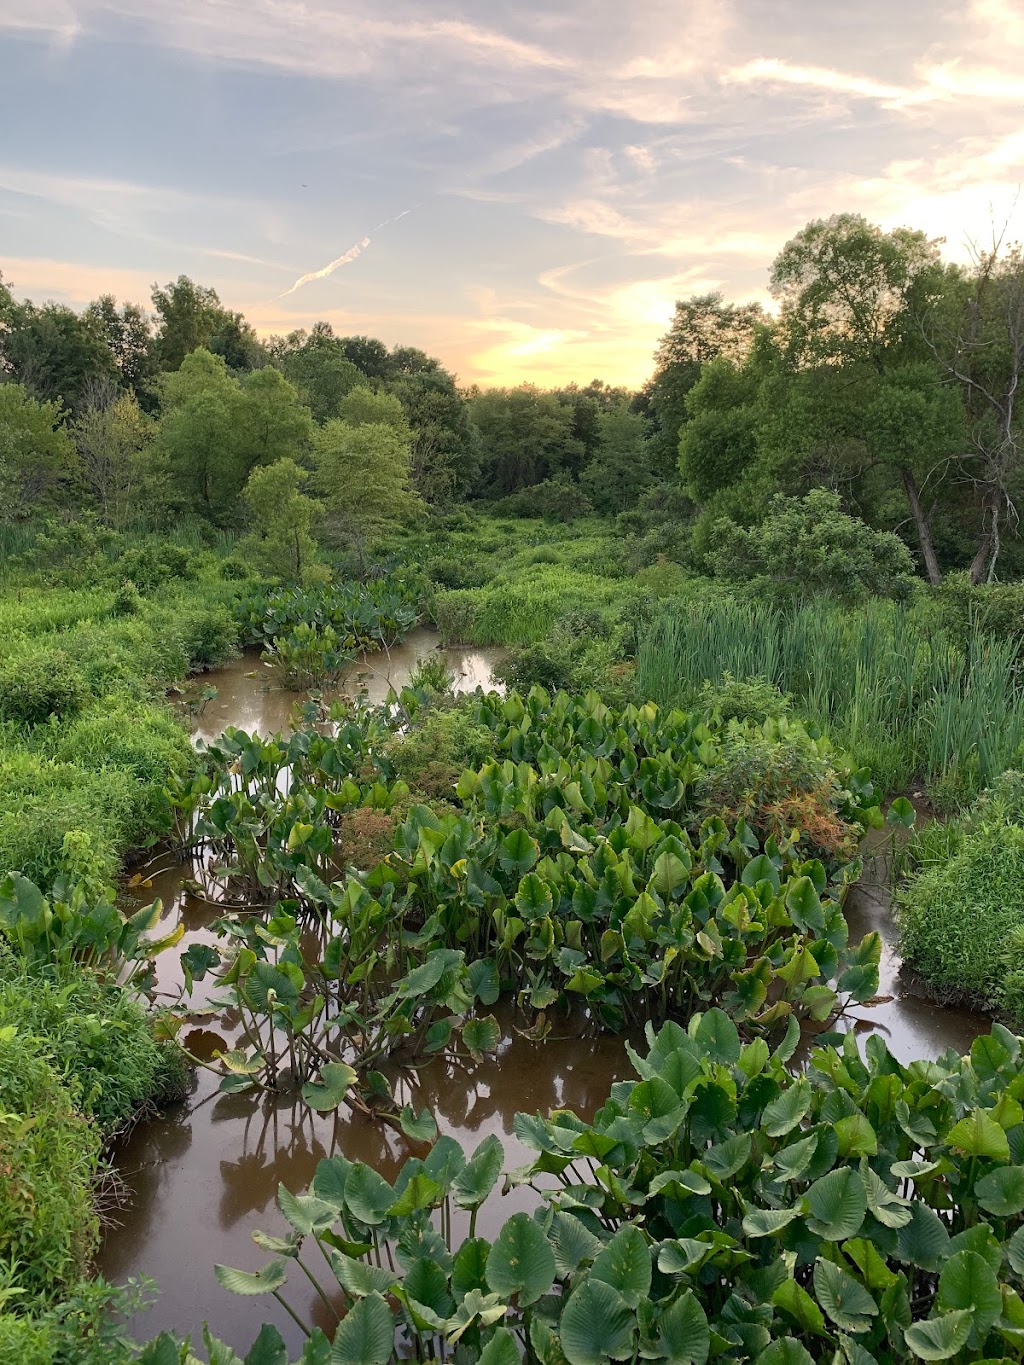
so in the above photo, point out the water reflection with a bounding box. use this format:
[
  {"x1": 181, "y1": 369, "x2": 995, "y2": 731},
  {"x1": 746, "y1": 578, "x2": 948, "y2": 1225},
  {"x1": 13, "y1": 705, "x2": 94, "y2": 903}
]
[{"x1": 190, "y1": 627, "x2": 506, "y2": 745}]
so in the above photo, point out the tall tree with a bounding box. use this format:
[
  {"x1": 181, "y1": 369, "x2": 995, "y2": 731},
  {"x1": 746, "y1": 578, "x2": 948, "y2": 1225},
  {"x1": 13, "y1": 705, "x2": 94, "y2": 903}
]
[
  {"x1": 236, "y1": 366, "x2": 313, "y2": 469},
  {"x1": 241, "y1": 457, "x2": 320, "y2": 580},
  {"x1": 769, "y1": 214, "x2": 948, "y2": 582},
  {"x1": 151, "y1": 276, "x2": 263, "y2": 373},
  {"x1": 152, "y1": 348, "x2": 247, "y2": 518},
  {"x1": 923, "y1": 243, "x2": 1024, "y2": 582},
  {"x1": 313, "y1": 419, "x2": 422, "y2": 558},
  {"x1": 646, "y1": 293, "x2": 765, "y2": 477},
  {"x1": 83, "y1": 295, "x2": 155, "y2": 403},
  {"x1": 581, "y1": 401, "x2": 652, "y2": 513},
  {"x1": 1, "y1": 299, "x2": 119, "y2": 414},
  {"x1": 274, "y1": 324, "x2": 363, "y2": 422},
  {"x1": 339, "y1": 384, "x2": 410, "y2": 433}
]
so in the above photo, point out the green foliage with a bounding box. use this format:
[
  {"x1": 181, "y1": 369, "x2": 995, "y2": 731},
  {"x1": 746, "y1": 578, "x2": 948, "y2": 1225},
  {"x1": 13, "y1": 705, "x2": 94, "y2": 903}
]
[
  {"x1": 0, "y1": 384, "x2": 77, "y2": 523},
  {"x1": 711, "y1": 490, "x2": 916, "y2": 602},
  {"x1": 238, "y1": 578, "x2": 418, "y2": 655},
  {"x1": 898, "y1": 783, "x2": 1024, "y2": 1019},
  {"x1": 0, "y1": 647, "x2": 87, "y2": 725},
  {"x1": 313, "y1": 417, "x2": 423, "y2": 549},
  {"x1": 240, "y1": 457, "x2": 321, "y2": 581},
  {"x1": 179, "y1": 1017, "x2": 1024, "y2": 1364},
  {"x1": 495, "y1": 478, "x2": 594, "y2": 522},
  {"x1": 637, "y1": 594, "x2": 1024, "y2": 802},
  {"x1": 0, "y1": 1029, "x2": 100, "y2": 1301}
]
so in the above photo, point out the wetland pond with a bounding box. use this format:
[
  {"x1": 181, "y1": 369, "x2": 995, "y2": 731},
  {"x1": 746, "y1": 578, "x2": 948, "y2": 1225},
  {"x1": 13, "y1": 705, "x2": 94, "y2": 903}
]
[{"x1": 97, "y1": 636, "x2": 991, "y2": 1350}]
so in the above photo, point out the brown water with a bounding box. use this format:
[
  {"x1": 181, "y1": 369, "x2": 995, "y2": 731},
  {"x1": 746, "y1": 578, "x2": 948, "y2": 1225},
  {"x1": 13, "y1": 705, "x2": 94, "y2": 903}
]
[
  {"x1": 190, "y1": 627, "x2": 506, "y2": 745},
  {"x1": 98, "y1": 658, "x2": 991, "y2": 1352}
]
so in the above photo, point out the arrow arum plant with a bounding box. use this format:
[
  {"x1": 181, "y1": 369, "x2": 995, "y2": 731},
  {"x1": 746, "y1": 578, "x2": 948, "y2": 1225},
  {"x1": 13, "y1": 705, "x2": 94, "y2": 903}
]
[{"x1": 160, "y1": 1013, "x2": 1024, "y2": 1364}]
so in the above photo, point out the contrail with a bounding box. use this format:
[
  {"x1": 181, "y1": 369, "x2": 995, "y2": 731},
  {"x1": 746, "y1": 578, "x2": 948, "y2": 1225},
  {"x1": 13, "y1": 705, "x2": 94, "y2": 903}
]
[
  {"x1": 278, "y1": 206, "x2": 418, "y2": 299},
  {"x1": 279, "y1": 236, "x2": 371, "y2": 298}
]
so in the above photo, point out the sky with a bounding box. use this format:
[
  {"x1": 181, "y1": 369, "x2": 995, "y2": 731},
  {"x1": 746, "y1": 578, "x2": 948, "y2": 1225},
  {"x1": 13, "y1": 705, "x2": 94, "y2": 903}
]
[{"x1": 2, "y1": 1, "x2": 1024, "y2": 389}]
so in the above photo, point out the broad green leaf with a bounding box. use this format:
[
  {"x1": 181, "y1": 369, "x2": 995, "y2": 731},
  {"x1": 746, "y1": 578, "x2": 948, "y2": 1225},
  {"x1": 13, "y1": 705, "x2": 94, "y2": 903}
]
[
  {"x1": 657, "y1": 1289, "x2": 710, "y2": 1365},
  {"x1": 499, "y1": 829, "x2": 539, "y2": 876},
  {"x1": 214, "y1": 1260, "x2": 288, "y2": 1297},
  {"x1": 902, "y1": 1310, "x2": 972, "y2": 1361},
  {"x1": 975, "y1": 1165, "x2": 1024, "y2": 1217},
  {"x1": 344, "y1": 1164, "x2": 395, "y2": 1226},
  {"x1": 694, "y1": 1008, "x2": 740, "y2": 1064},
  {"x1": 762, "y1": 1079, "x2": 811, "y2": 1138},
  {"x1": 742, "y1": 1207, "x2": 801, "y2": 1238},
  {"x1": 590, "y1": 1224, "x2": 652, "y2": 1309},
  {"x1": 804, "y1": 1167, "x2": 867, "y2": 1241},
  {"x1": 813, "y1": 1258, "x2": 878, "y2": 1333},
  {"x1": 772, "y1": 1277, "x2": 826, "y2": 1335},
  {"x1": 301, "y1": 1060, "x2": 357, "y2": 1113},
  {"x1": 945, "y1": 1108, "x2": 1010, "y2": 1160},
  {"x1": 330, "y1": 1254, "x2": 396, "y2": 1298},
  {"x1": 478, "y1": 1327, "x2": 520, "y2": 1365},
  {"x1": 936, "y1": 1250, "x2": 1001, "y2": 1341},
  {"x1": 896, "y1": 1201, "x2": 950, "y2": 1272},
  {"x1": 330, "y1": 1291, "x2": 394, "y2": 1365},
  {"x1": 559, "y1": 1279, "x2": 635, "y2": 1365},
  {"x1": 277, "y1": 1185, "x2": 336, "y2": 1237},
  {"x1": 754, "y1": 1342, "x2": 815, "y2": 1364},
  {"x1": 399, "y1": 1105, "x2": 438, "y2": 1144},
  {"x1": 453, "y1": 1134, "x2": 504, "y2": 1209},
  {"x1": 463, "y1": 1015, "x2": 501, "y2": 1058},
  {"x1": 548, "y1": 1211, "x2": 603, "y2": 1277},
  {"x1": 485, "y1": 1212, "x2": 556, "y2": 1306}
]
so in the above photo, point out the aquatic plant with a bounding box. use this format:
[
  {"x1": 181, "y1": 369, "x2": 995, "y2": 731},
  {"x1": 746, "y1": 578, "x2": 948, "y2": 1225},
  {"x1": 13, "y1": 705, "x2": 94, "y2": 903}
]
[{"x1": 168, "y1": 1015, "x2": 1024, "y2": 1365}]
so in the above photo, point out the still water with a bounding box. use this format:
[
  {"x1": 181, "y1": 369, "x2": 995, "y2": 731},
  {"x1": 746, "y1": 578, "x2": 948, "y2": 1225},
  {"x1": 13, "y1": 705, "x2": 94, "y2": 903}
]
[{"x1": 97, "y1": 640, "x2": 990, "y2": 1351}]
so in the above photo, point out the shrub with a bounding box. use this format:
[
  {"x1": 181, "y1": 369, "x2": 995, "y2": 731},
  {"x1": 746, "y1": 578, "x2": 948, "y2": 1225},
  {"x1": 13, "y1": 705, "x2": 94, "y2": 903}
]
[
  {"x1": 0, "y1": 649, "x2": 87, "y2": 725},
  {"x1": 0, "y1": 961, "x2": 188, "y2": 1135},
  {"x1": 693, "y1": 725, "x2": 862, "y2": 866},
  {"x1": 496, "y1": 479, "x2": 593, "y2": 522},
  {"x1": 172, "y1": 601, "x2": 239, "y2": 670},
  {"x1": 382, "y1": 702, "x2": 493, "y2": 801},
  {"x1": 218, "y1": 554, "x2": 250, "y2": 581},
  {"x1": 697, "y1": 671, "x2": 792, "y2": 724},
  {"x1": 711, "y1": 488, "x2": 916, "y2": 602},
  {"x1": 0, "y1": 753, "x2": 128, "y2": 886},
  {"x1": 898, "y1": 812, "x2": 1024, "y2": 1016},
  {"x1": 0, "y1": 1033, "x2": 100, "y2": 1301},
  {"x1": 424, "y1": 554, "x2": 488, "y2": 590},
  {"x1": 111, "y1": 579, "x2": 142, "y2": 616}
]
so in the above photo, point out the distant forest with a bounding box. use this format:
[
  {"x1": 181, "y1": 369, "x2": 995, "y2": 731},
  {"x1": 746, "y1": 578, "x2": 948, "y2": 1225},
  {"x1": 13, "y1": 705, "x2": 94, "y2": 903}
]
[{"x1": 3, "y1": 211, "x2": 1024, "y2": 583}]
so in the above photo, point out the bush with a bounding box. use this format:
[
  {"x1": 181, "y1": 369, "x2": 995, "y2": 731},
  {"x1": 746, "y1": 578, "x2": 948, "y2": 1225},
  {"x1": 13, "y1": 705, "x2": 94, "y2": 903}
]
[
  {"x1": 0, "y1": 649, "x2": 87, "y2": 726},
  {"x1": 425, "y1": 554, "x2": 487, "y2": 590},
  {"x1": 711, "y1": 489, "x2": 916, "y2": 602},
  {"x1": 113, "y1": 542, "x2": 202, "y2": 594},
  {"x1": 111, "y1": 579, "x2": 142, "y2": 616},
  {"x1": 693, "y1": 725, "x2": 862, "y2": 867},
  {"x1": 172, "y1": 601, "x2": 239, "y2": 670},
  {"x1": 496, "y1": 479, "x2": 593, "y2": 522},
  {"x1": 901, "y1": 808, "x2": 1024, "y2": 1015},
  {"x1": 697, "y1": 671, "x2": 792, "y2": 724},
  {"x1": 382, "y1": 701, "x2": 493, "y2": 801},
  {"x1": 0, "y1": 962, "x2": 188, "y2": 1135},
  {"x1": 0, "y1": 1033, "x2": 100, "y2": 1301}
]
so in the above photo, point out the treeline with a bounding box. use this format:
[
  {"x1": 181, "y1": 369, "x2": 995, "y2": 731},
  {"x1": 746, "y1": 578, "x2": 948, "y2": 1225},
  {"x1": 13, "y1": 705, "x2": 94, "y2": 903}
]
[{"x1": 3, "y1": 210, "x2": 1024, "y2": 582}]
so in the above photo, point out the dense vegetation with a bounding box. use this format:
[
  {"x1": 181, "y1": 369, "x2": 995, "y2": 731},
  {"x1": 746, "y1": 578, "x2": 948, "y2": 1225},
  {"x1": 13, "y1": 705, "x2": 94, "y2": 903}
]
[{"x1": 5, "y1": 211, "x2": 1024, "y2": 1363}]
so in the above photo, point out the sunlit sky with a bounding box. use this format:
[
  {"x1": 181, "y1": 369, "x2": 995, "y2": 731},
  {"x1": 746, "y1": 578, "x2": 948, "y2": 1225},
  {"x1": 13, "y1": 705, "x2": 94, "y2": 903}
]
[{"x1": 3, "y1": 0, "x2": 1024, "y2": 388}]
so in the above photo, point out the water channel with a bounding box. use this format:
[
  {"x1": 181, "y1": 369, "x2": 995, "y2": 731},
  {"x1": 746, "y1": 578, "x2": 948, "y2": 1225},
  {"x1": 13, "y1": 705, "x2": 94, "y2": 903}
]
[{"x1": 97, "y1": 633, "x2": 990, "y2": 1350}]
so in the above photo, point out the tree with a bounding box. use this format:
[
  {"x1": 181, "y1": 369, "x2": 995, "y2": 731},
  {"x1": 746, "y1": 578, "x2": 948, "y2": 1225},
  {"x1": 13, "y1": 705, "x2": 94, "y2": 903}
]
[
  {"x1": 1, "y1": 299, "x2": 119, "y2": 414},
  {"x1": 468, "y1": 386, "x2": 584, "y2": 496},
  {"x1": 275, "y1": 325, "x2": 363, "y2": 423},
  {"x1": 923, "y1": 242, "x2": 1024, "y2": 581},
  {"x1": 73, "y1": 392, "x2": 156, "y2": 529},
  {"x1": 580, "y1": 401, "x2": 652, "y2": 513},
  {"x1": 646, "y1": 293, "x2": 765, "y2": 477},
  {"x1": 313, "y1": 419, "x2": 422, "y2": 556},
  {"x1": 236, "y1": 366, "x2": 313, "y2": 469},
  {"x1": 150, "y1": 276, "x2": 262, "y2": 372},
  {"x1": 336, "y1": 335, "x2": 392, "y2": 381},
  {"x1": 678, "y1": 358, "x2": 761, "y2": 504},
  {"x1": 711, "y1": 489, "x2": 916, "y2": 601},
  {"x1": 769, "y1": 214, "x2": 948, "y2": 582},
  {"x1": 152, "y1": 348, "x2": 247, "y2": 518},
  {"x1": 339, "y1": 384, "x2": 410, "y2": 434},
  {"x1": 0, "y1": 384, "x2": 76, "y2": 522},
  {"x1": 83, "y1": 295, "x2": 155, "y2": 402},
  {"x1": 388, "y1": 350, "x2": 479, "y2": 502},
  {"x1": 241, "y1": 458, "x2": 320, "y2": 579}
]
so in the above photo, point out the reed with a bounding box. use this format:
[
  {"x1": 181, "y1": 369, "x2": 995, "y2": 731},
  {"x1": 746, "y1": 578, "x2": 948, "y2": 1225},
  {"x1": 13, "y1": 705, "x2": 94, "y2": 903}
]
[{"x1": 636, "y1": 596, "x2": 1024, "y2": 803}]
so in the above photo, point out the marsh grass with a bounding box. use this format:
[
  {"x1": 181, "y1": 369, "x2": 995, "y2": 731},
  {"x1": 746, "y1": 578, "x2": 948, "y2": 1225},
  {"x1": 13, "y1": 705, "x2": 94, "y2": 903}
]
[{"x1": 637, "y1": 596, "x2": 1024, "y2": 803}]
